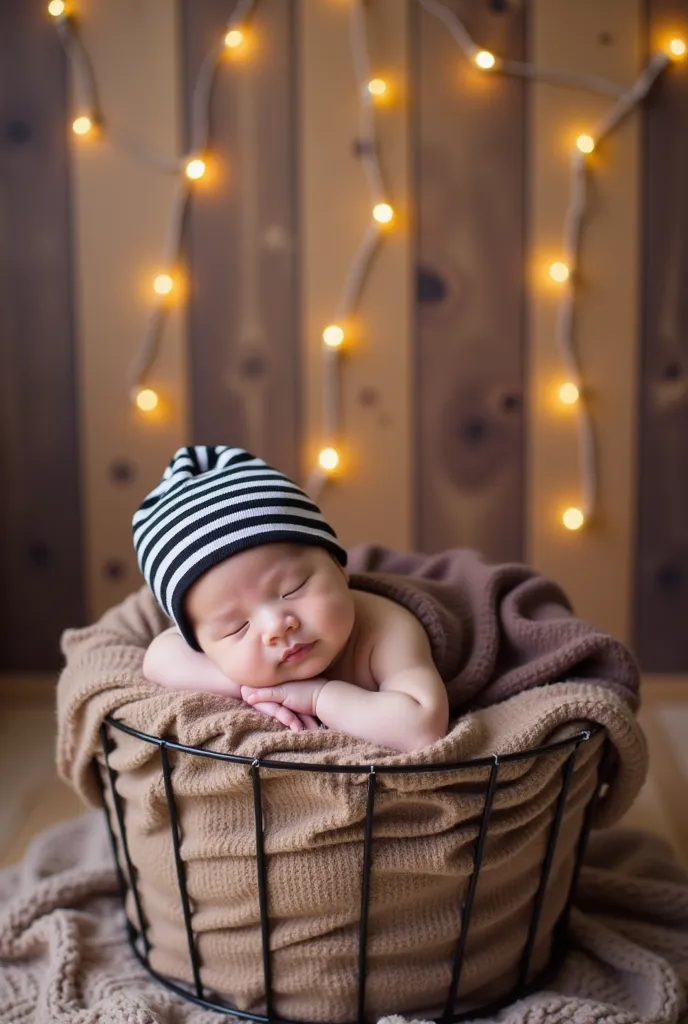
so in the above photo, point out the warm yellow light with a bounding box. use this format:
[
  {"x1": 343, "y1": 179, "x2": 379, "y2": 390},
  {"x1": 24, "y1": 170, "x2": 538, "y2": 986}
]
[
  {"x1": 48, "y1": 1, "x2": 66, "y2": 16},
  {"x1": 224, "y1": 28, "x2": 244, "y2": 48},
  {"x1": 153, "y1": 273, "x2": 174, "y2": 296},
  {"x1": 373, "y1": 202, "x2": 394, "y2": 225},
  {"x1": 323, "y1": 324, "x2": 345, "y2": 348},
  {"x1": 576, "y1": 134, "x2": 595, "y2": 154},
  {"x1": 474, "y1": 50, "x2": 496, "y2": 70},
  {"x1": 318, "y1": 447, "x2": 340, "y2": 472},
  {"x1": 72, "y1": 115, "x2": 93, "y2": 136},
  {"x1": 549, "y1": 261, "x2": 570, "y2": 283},
  {"x1": 367, "y1": 78, "x2": 388, "y2": 97},
  {"x1": 669, "y1": 37, "x2": 686, "y2": 58},
  {"x1": 135, "y1": 388, "x2": 159, "y2": 413},
  {"x1": 185, "y1": 157, "x2": 206, "y2": 180},
  {"x1": 562, "y1": 507, "x2": 585, "y2": 531},
  {"x1": 558, "y1": 382, "x2": 580, "y2": 406}
]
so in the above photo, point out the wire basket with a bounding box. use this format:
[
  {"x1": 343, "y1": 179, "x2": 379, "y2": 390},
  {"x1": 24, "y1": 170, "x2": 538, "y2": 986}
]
[{"x1": 95, "y1": 717, "x2": 607, "y2": 1024}]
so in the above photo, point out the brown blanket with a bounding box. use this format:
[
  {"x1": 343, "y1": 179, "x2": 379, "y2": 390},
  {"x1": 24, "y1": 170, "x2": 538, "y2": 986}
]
[
  {"x1": 1, "y1": 812, "x2": 687, "y2": 1024},
  {"x1": 54, "y1": 546, "x2": 647, "y2": 1020}
]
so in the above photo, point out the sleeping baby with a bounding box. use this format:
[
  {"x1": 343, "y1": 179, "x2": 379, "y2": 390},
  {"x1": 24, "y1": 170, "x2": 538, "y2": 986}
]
[{"x1": 134, "y1": 445, "x2": 449, "y2": 753}]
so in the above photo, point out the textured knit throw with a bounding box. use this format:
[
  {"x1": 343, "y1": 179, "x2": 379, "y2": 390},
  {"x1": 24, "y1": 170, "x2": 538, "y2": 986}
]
[{"x1": 55, "y1": 544, "x2": 646, "y2": 1022}]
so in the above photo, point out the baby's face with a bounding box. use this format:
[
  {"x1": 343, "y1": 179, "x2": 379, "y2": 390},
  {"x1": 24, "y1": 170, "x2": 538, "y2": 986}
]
[{"x1": 185, "y1": 543, "x2": 355, "y2": 688}]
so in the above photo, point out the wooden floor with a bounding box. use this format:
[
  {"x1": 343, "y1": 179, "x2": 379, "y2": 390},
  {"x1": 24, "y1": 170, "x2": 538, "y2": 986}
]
[{"x1": 1, "y1": 677, "x2": 687, "y2": 870}]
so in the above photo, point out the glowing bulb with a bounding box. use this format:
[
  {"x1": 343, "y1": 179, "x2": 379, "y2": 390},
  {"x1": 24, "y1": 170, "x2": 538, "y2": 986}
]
[
  {"x1": 576, "y1": 134, "x2": 595, "y2": 154},
  {"x1": 562, "y1": 507, "x2": 585, "y2": 531},
  {"x1": 135, "y1": 388, "x2": 159, "y2": 412},
  {"x1": 549, "y1": 261, "x2": 570, "y2": 284},
  {"x1": 367, "y1": 78, "x2": 387, "y2": 97},
  {"x1": 225, "y1": 28, "x2": 244, "y2": 48},
  {"x1": 72, "y1": 115, "x2": 93, "y2": 136},
  {"x1": 185, "y1": 157, "x2": 206, "y2": 180},
  {"x1": 669, "y1": 38, "x2": 686, "y2": 58},
  {"x1": 323, "y1": 324, "x2": 345, "y2": 348},
  {"x1": 474, "y1": 50, "x2": 496, "y2": 70},
  {"x1": 373, "y1": 202, "x2": 394, "y2": 225},
  {"x1": 558, "y1": 382, "x2": 580, "y2": 406},
  {"x1": 48, "y1": 1, "x2": 66, "y2": 16},
  {"x1": 153, "y1": 273, "x2": 174, "y2": 296},
  {"x1": 318, "y1": 447, "x2": 340, "y2": 472}
]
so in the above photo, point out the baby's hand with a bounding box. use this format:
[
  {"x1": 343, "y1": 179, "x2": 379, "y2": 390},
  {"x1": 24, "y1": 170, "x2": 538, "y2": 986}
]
[
  {"x1": 248, "y1": 699, "x2": 321, "y2": 733},
  {"x1": 242, "y1": 678, "x2": 327, "y2": 719}
]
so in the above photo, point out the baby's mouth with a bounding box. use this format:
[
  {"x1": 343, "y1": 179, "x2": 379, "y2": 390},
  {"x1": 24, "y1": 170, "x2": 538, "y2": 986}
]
[{"x1": 281, "y1": 642, "x2": 315, "y2": 664}]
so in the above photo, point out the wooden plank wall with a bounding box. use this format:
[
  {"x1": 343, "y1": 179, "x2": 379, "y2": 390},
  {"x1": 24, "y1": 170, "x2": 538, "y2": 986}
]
[
  {"x1": 635, "y1": 0, "x2": 688, "y2": 670},
  {"x1": 527, "y1": 0, "x2": 642, "y2": 644},
  {"x1": 414, "y1": 0, "x2": 526, "y2": 562},
  {"x1": 0, "y1": 3, "x2": 84, "y2": 669},
  {"x1": 180, "y1": 0, "x2": 300, "y2": 479}
]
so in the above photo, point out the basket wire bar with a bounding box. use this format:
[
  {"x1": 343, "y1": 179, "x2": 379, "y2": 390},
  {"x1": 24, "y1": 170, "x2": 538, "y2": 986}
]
[
  {"x1": 442, "y1": 754, "x2": 500, "y2": 1022},
  {"x1": 100, "y1": 722, "x2": 151, "y2": 960},
  {"x1": 98, "y1": 716, "x2": 604, "y2": 1024},
  {"x1": 517, "y1": 740, "x2": 580, "y2": 990},
  {"x1": 91, "y1": 753, "x2": 135, "y2": 946},
  {"x1": 160, "y1": 742, "x2": 204, "y2": 1000},
  {"x1": 252, "y1": 760, "x2": 274, "y2": 1020},
  {"x1": 357, "y1": 768, "x2": 378, "y2": 1024},
  {"x1": 554, "y1": 736, "x2": 612, "y2": 947}
]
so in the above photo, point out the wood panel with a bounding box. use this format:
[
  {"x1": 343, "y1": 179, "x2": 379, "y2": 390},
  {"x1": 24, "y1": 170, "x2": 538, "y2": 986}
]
[
  {"x1": 299, "y1": 0, "x2": 413, "y2": 551},
  {"x1": 181, "y1": 0, "x2": 300, "y2": 480},
  {"x1": 71, "y1": 0, "x2": 188, "y2": 620},
  {"x1": 0, "y1": 3, "x2": 84, "y2": 668},
  {"x1": 635, "y1": 0, "x2": 688, "y2": 670},
  {"x1": 414, "y1": 0, "x2": 526, "y2": 562},
  {"x1": 527, "y1": 0, "x2": 642, "y2": 643}
]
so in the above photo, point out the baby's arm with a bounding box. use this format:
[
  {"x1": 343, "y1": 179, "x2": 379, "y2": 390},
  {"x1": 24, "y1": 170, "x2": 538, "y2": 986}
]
[
  {"x1": 242, "y1": 604, "x2": 449, "y2": 752},
  {"x1": 316, "y1": 610, "x2": 449, "y2": 751},
  {"x1": 143, "y1": 628, "x2": 319, "y2": 732},
  {"x1": 143, "y1": 627, "x2": 242, "y2": 697}
]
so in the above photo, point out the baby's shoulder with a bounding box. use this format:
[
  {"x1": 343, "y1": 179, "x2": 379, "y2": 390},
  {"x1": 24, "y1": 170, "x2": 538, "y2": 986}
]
[{"x1": 352, "y1": 589, "x2": 422, "y2": 635}]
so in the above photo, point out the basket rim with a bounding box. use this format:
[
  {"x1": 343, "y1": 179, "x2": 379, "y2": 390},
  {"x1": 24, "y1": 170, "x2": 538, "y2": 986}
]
[{"x1": 103, "y1": 715, "x2": 601, "y2": 775}]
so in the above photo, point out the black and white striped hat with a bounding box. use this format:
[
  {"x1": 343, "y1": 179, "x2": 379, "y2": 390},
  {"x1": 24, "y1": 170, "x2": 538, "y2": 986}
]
[{"x1": 133, "y1": 445, "x2": 347, "y2": 649}]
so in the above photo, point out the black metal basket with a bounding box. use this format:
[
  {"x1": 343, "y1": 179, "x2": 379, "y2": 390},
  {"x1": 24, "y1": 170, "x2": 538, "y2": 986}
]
[{"x1": 95, "y1": 717, "x2": 607, "y2": 1024}]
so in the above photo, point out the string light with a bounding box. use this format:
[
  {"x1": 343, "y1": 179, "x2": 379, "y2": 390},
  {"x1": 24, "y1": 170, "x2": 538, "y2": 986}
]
[
  {"x1": 562, "y1": 507, "x2": 585, "y2": 532},
  {"x1": 318, "y1": 447, "x2": 340, "y2": 472},
  {"x1": 418, "y1": 0, "x2": 677, "y2": 532},
  {"x1": 576, "y1": 134, "x2": 595, "y2": 154},
  {"x1": 372, "y1": 202, "x2": 394, "y2": 224},
  {"x1": 474, "y1": 50, "x2": 496, "y2": 70},
  {"x1": 323, "y1": 324, "x2": 345, "y2": 349},
  {"x1": 307, "y1": 0, "x2": 395, "y2": 498},
  {"x1": 185, "y1": 157, "x2": 207, "y2": 180},
  {"x1": 153, "y1": 273, "x2": 174, "y2": 296},
  {"x1": 72, "y1": 115, "x2": 93, "y2": 136},
  {"x1": 225, "y1": 28, "x2": 244, "y2": 49},
  {"x1": 367, "y1": 78, "x2": 387, "y2": 97},
  {"x1": 135, "y1": 388, "x2": 159, "y2": 413},
  {"x1": 549, "y1": 261, "x2": 570, "y2": 283},
  {"x1": 558, "y1": 382, "x2": 580, "y2": 406},
  {"x1": 51, "y1": 0, "x2": 684, "y2": 525}
]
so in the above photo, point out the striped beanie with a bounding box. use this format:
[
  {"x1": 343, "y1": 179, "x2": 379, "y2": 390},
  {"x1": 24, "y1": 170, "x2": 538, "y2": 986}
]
[{"x1": 133, "y1": 445, "x2": 347, "y2": 649}]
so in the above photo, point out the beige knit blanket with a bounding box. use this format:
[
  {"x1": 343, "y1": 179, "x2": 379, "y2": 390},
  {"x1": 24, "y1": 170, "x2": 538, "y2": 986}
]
[{"x1": 2, "y1": 811, "x2": 687, "y2": 1024}]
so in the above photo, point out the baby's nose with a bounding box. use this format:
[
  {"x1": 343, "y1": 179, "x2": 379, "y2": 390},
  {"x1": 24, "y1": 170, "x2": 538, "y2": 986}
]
[{"x1": 262, "y1": 609, "x2": 299, "y2": 645}]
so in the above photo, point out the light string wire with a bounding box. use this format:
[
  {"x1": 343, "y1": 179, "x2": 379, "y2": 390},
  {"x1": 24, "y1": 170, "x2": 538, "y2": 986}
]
[
  {"x1": 52, "y1": 0, "x2": 257, "y2": 401},
  {"x1": 418, "y1": 0, "x2": 675, "y2": 526},
  {"x1": 51, "y1": 0, "x2": 683, "y2": 524},
  {"x1": 306, "y1": 0, "x2": 391, "y2": 498}
]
